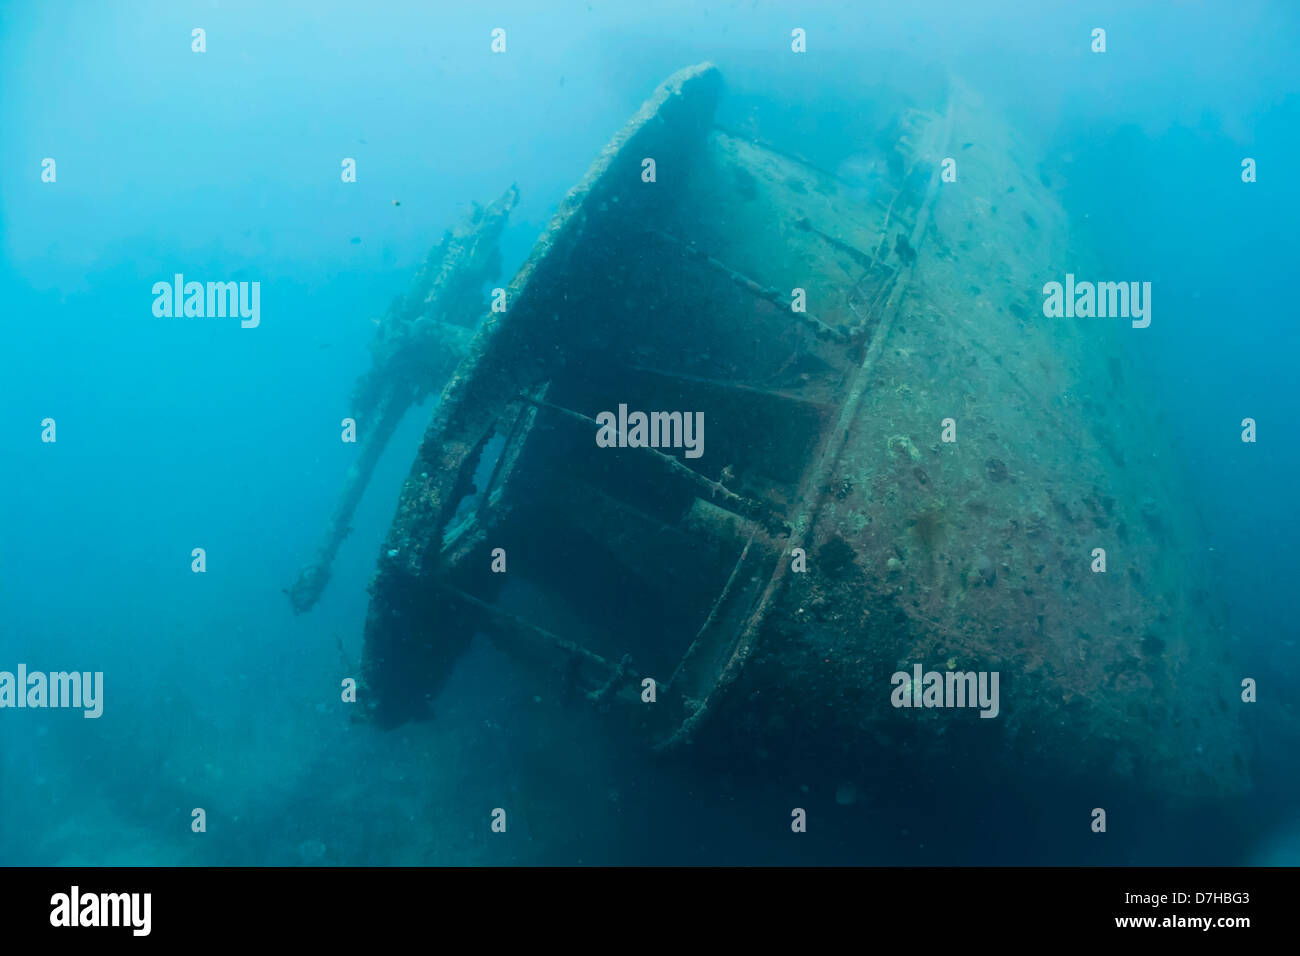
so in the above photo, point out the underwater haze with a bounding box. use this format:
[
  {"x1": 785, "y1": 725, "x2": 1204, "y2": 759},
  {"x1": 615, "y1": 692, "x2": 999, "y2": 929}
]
[{"x1": 1, "y1": 0, "x2": 1298, "y2": 866}]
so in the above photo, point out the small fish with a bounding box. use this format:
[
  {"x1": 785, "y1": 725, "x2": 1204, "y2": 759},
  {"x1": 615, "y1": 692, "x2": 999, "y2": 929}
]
[{"x1": 392, "y1": 199, "x2": 401, "y2": 207}]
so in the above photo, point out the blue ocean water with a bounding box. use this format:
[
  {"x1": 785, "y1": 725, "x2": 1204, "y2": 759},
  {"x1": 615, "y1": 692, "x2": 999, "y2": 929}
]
[{"x1": 1, "y1": 1, "x2": 1297, "y2": 865}]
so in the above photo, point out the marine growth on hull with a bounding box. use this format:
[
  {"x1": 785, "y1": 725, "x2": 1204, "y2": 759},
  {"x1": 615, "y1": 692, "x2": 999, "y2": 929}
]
[{"x1": 358, "y1": 63, "x2": 1246, "y2": 800}]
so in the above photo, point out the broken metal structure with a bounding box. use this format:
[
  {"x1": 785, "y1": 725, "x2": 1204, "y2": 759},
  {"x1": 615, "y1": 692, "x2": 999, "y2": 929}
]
[
  {"x1": 287, "y1": 186, "x2": 518, "y2": 614},
  {"x1": 358, "y1": 63, "x2": 1247, "y2": 797}
]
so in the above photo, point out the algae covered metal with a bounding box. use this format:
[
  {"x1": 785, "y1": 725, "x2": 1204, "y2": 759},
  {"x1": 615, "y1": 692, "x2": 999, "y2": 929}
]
[
  {"x1": 358, "y1": 63, "x2": 1246, "y2": 797},
  {"x1": 287, "y1": 186, "x2": 518, "y2": 614}
]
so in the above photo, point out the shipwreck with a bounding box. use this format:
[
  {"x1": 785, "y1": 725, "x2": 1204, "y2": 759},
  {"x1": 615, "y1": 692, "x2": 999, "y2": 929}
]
[{"x1": 355, "y1": 63, "x2": 1247, "y2": 798}]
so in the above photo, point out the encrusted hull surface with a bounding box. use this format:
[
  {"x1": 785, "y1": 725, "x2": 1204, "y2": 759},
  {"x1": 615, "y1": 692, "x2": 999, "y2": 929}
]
[{"x1": 361, "y1": 63, "x2": 1247, "y2": 798}]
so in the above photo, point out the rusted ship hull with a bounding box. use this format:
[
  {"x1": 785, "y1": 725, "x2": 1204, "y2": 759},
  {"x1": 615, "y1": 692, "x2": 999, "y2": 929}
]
[{"x1": 359, "y1": 63, "x2": 1247, "y2": 798}]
